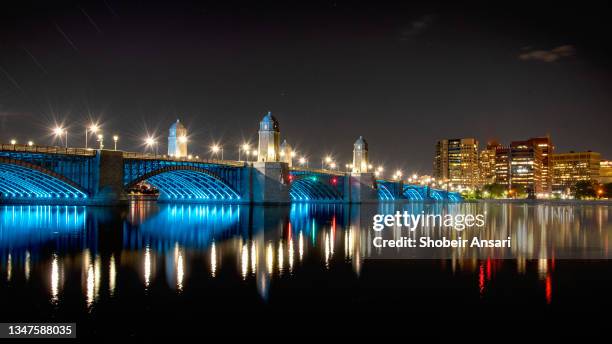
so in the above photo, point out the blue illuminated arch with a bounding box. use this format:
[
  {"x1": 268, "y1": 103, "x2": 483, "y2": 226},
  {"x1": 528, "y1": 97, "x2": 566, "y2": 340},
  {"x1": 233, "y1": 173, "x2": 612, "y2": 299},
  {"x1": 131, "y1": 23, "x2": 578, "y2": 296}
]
[
  {"x1": 126, "y1": 166, "x2": 240, "y2": 201},
  {"x1": 377, "y1": 184, "x2": 395, "y2": 201},
  {"x1": 289, "y1": 175, "x2": 342, "y2": 202},
  {"x1": 403, "y1": 186, "x2": 425, "y2": 201},
  {"x1": 430, "y1": 189, "x2": 444, "y2": 201},
  {"x1": 0, "y1": 159, "x2": 88, "y2": 200},
  {"x1": 448, "y1": 193, "x2": 462, "y2": 201}
]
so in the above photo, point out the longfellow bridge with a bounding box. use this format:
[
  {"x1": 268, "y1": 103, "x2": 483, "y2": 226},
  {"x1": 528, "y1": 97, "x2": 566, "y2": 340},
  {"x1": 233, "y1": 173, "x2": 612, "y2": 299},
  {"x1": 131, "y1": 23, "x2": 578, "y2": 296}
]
[{"x1": 0, "y1": 143, "x2": 461, "y2": 205}]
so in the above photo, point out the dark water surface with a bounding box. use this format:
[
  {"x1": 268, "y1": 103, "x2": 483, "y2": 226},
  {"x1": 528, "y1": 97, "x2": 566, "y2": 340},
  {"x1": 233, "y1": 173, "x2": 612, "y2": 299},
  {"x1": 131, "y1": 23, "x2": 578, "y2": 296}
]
[{"x1": 0, "y1": 202, "x2": 610, "y2": 337}]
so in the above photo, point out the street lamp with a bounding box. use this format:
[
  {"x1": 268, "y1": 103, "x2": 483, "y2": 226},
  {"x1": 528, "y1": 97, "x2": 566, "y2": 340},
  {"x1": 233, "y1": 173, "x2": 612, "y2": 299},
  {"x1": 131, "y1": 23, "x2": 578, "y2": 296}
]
[
  {"x1": 10, "y1": 139, "x2": 16, "y2": 145},
  {"x1": 53, "y1": 127, "x2": 67, "y2": 148},
  {"x1": 323, "y1": 155, "x2": 332, "y2": 169},
  {"x1": 330, "y1": 162, "x2": 336, "y2": 170},
  {"x1": 86, "y1": 124, "x2": 99, "y2": 149},
  {"x1": 113, "y1": 135, "x2": 119, "y2": 150},
  {"x1": 145, "y1": 136, "x2": 157, "y2": 155},
  {"x1": 211, "y1": 144, "x2": 223, "y2": 160},
  {"x1": 240, "y1": 143, "x2": 250, "y2": 161},
  {"x1": 27, "y1": 141, "x2": 33, "y2": 147},
  {"x1": 97, "y1": 134, "x2": 104, "y2": 149},
  {"x1": 299, "y1": 156, "x2": 307, "y2": 167}
]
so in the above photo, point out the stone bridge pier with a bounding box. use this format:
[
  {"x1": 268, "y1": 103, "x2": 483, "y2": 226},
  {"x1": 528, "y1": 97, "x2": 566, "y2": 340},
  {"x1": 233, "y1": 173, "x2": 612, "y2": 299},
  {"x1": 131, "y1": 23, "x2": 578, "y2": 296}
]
[{"x1": 244, "y1": 161, "x2": 380, "y2": 205}]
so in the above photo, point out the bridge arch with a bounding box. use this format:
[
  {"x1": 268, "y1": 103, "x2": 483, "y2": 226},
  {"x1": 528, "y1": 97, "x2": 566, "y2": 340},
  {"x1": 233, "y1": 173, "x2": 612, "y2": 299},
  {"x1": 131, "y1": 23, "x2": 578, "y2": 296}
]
[
  {"x1": 403, "y1": 185, "x2": 426, "y2": 201},
  {"x1": 125, "y1": 165, "x2": 241, "y2": 201},
  {"x1": 289, "y1": 175, "x2": 342, "y2": 202},
  {"x1": 430, "y1": 189, "x2": 444, "y2": 201},
  {"x1": 377, "y1": 183, "x2": 396, "y2": 201},
  {"x1": 0, "y1": 158, "x2": 88, "y2": 199}
]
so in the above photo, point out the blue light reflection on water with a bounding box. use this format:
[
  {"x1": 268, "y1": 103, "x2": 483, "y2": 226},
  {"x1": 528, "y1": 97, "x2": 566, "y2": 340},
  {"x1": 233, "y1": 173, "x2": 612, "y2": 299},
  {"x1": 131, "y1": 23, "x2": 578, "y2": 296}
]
[
  {"x1": 0, "y1": 201, "x2": 609, "y2": 319},
  {"x1": 124, "y1": 203, "x2": 243, "y2": 251},
  {"x1": 0, "y1": 205, "x2": 86, "y2": 250}
]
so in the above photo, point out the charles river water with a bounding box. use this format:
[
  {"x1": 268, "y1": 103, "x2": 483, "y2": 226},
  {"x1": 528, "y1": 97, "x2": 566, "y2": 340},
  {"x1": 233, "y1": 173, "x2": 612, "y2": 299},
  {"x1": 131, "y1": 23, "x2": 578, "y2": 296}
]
[{"x1": 0, "y1": 201, "x2": 610, "y2": 336}]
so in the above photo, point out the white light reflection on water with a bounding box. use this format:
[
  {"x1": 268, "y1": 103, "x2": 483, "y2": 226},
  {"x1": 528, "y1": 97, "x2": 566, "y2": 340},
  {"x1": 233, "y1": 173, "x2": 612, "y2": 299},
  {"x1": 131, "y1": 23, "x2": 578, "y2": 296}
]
[
  {"x1": 144, "y1": 246, "x2": 152, "y2": 288},
  {"x1": 109, "y1": 254, "x2": 116, "y2": 297},
  {"x1": 50, "y1": 253, "x2": 60, "y2": 305},
  {"x1": 0, "y1": 202, "x2": 608, "y2": 308},
  {"x1": 210, "y1": 242, "x2": 217, "y2": 278},
  {"x1": 241, "y1": 244, "x2": 248, "y2": 279}
]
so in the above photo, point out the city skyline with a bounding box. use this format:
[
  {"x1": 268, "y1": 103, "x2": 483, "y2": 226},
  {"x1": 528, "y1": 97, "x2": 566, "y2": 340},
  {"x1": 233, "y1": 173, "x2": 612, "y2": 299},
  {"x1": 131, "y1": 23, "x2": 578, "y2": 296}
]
[{"x1": 1, "y1": 1, "x2": 611, "y2": 173}]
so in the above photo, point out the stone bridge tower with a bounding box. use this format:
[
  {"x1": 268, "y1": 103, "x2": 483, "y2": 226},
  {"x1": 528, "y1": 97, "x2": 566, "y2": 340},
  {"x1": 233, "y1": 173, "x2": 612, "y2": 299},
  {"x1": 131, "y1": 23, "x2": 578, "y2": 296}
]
[
  {"x1": 168, "y1": 119, "x2": 188, "y2": 157},
  {"x1": 257, "y1": 112, "x2": 280, "y2": 162}
]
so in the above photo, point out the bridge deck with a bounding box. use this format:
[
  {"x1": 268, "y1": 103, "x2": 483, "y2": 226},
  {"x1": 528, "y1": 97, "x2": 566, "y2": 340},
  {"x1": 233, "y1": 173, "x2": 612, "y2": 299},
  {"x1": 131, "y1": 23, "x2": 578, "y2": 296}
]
[
  {"x1": 0, "y1": 144, "x2": 96, "y2": 156},
  {"x1": 289, "y1": 167, "x2": 346, "y2": 176},
  {"x1": 122, "y1": 152, "x2": 246, "y2": 167}
]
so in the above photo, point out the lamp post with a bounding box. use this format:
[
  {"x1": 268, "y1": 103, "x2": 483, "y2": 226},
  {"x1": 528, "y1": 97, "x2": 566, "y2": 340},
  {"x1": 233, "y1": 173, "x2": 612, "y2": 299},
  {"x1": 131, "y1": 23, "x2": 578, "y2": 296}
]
[
  {"x1": 322, "y1": 156, "x2": 332, "y2": 170},
  {"x1": 53, "y1": 127, "x2": 67, "y2": 148},
  {"x1": 10, "y1": 139, "x2": 16, "y2": 145},
  {"x1": 240, "y1": 143, "x2": 250, "y2": 161},
  {"x1": 145, "y1": 137, "x2": 157, "y2": 155},
  {"x1": 211, "y1": 145, "x2": 223, "y2": 160},
  {"x1": 97, "y1": 134, "x2": 104, "y2": 150},
  {"x1": 85, "y1": 124, "x2": 99, "y2": 149},
  {"x1": 113, "y1": 135, "x2": 119, "y2": 151}
]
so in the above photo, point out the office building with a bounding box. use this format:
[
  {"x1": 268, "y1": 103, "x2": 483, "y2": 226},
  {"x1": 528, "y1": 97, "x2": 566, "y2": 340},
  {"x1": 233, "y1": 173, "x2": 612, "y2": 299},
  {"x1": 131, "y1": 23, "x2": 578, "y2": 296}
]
[{"x1": 434, "y1": 138, "x2": 479, "y2": 189}]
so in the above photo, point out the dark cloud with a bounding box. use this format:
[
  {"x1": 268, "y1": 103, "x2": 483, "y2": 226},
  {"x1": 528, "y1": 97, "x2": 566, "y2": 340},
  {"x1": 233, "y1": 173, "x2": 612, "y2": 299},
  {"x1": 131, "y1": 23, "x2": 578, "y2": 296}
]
[
  {"x1": 518, "y1": 45, "x2": 575, "y2": 62},
  {"x1": 400, "y1": 14, "x2": 435, "y2": 39}
]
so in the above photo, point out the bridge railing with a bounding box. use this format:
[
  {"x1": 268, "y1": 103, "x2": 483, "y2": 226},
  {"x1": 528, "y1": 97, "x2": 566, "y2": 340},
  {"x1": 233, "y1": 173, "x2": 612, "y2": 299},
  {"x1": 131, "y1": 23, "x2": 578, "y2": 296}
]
[
  {"x1": 290, "y1": 166, "x2": 346, "y2": 176},
  {"x1": 122, "y1": 152, "x2": 246, "y2": 167},
  {"x1": 0, "y1": 144, "x2": 96, "y2": 156}
]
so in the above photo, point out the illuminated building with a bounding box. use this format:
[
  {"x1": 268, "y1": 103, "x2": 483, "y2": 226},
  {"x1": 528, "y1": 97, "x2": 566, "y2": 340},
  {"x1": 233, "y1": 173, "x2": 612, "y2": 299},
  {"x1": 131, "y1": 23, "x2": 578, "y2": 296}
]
[
  {"x1": 279, "y1": 139, "x2": 293, "y2": 167},
  {"x1": 434, "y1": 138, "x2": 479, "y2": 189},
  {"x1": 352, "y1": 136, "x2": 369, "y2": 173},
  {"x1": 530, "y1": 136, "x2": 553, "y2": 192},
  {"x1": 479, "y1": 140, "x2": 500, "y2": 186},
  {"x1": 508, "y1": 138, "x2": 546, "y2": 195},
  {"x1": 490, "y1": 137, "x2": 553, "y2": 197},
  {"x1": 494, "y1": 145, "x2": 510, "y2": 187},
  {"x1": 167, "y1": 119, "x2": 188, "y2": 157},
  {"x1": 601, "y1": 160, "x2": 612, "y2": 184},
  {"x1": 551, "y1": 151, "x2": 601, "y2": 191},
  {"x1": 257, "y1": 111, "x2": 280, "y2": 162}
]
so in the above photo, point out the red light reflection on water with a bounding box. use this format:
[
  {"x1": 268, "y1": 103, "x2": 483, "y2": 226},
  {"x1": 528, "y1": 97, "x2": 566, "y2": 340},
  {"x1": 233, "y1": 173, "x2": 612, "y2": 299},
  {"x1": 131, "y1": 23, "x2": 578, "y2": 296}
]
[
  {"x1": 545, "y1": 273, "x2": 552, "y2": 304},
  {"x1": 479, "y1": 263, "x2": 485, "y2": 297}
]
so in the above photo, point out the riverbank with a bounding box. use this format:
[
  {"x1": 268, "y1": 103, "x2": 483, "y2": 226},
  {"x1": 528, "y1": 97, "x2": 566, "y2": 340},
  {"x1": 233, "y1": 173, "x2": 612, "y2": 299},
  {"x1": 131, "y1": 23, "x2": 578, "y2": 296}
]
[{"x1": 475, "y1": 198, "x2": 612, "y2": 205}]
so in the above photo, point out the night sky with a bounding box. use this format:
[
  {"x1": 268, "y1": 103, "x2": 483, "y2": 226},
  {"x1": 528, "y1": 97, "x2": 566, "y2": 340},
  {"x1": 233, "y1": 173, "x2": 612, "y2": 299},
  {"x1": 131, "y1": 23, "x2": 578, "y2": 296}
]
[{"x1": 0, "y1": 1, "x2": 611, "y2": 173}]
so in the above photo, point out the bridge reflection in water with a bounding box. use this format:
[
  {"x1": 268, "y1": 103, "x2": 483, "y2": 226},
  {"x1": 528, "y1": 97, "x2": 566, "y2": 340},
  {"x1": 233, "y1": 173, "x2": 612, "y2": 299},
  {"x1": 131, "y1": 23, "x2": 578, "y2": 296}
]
[{"x1": 0, "y1": 202, "x2": 609, "y2": 313}]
